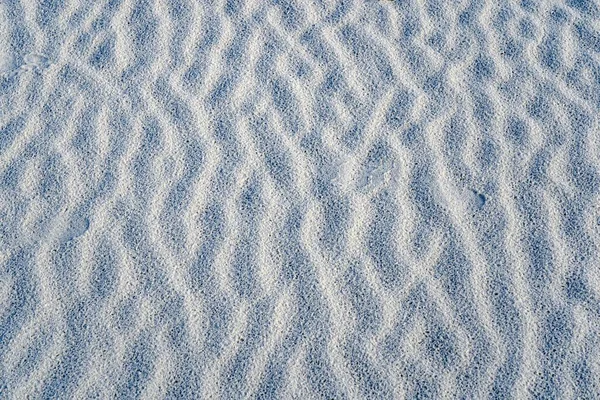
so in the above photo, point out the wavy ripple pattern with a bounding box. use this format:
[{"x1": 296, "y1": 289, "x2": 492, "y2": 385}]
[{"x1": 1, "y1": 0, "x2": 600, "y2": 398}]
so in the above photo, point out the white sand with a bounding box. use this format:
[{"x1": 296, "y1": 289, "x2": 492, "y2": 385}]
[{"x1": 1, "y1": 0, "x2": 600, "y2": 398}]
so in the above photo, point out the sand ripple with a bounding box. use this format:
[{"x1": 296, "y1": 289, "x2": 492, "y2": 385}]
[{"x1": 1, "y1": 0, "x2": 600, "y2": 398}]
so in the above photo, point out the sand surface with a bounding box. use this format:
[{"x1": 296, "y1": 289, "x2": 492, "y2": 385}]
[{"x1": 1, "y1": 0, "x2": 600, "y2": 398}]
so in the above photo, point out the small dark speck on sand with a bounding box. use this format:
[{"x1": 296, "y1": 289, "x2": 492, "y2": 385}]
[{"x1": 471, "y1": 189, "x2": 487, "y2": 208}]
